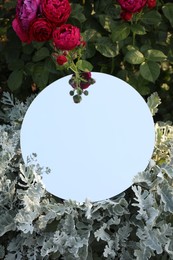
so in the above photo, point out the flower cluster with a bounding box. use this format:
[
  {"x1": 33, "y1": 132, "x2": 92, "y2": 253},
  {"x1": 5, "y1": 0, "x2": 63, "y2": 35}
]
[
  {"x1": 12, "y1": 0, "x2": 71, "y2": 44},
  {"x1": 69, "y1": 72, "x2": 95, "y2": 103},
  {"x1": 12, "y1": 0, "x2": 95, "y2": 103},
  {"x1": 118, "y1": 0, "x2": 157, "y2": 21}
]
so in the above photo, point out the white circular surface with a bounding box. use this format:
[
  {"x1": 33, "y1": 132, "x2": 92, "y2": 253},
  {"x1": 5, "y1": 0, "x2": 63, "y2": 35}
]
[{"x1": 20, "y1": 72, "x2": 155, "y2": 202}]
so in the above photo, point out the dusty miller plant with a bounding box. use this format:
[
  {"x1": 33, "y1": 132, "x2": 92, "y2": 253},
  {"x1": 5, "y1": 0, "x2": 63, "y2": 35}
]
[{"x1": 1, "y1": 92, "x2": 173, "y2": 259}]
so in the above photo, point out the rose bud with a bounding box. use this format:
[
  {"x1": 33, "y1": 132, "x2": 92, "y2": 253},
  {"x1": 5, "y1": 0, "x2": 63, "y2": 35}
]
[
  {"x1": 56, "y1": 55, "x2": 68, "y2": 65},
  {"x1": 147, "y1": 0, "x2": 156, "y2": 8},
  {"x1": 120, "y1": 11, "x2": 133, "y2": 21}
]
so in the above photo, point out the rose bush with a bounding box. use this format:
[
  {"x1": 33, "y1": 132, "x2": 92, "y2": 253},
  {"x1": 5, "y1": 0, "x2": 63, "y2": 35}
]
[
  {"x1": 53, "y1": 24, "x2": 81, "y2": 50},
  {"x1": 2, "y1": 0, "x2": 173, "y2": 116},
  {"x1": 41, "y1": 0, "x2": 71, "y2": 27}
]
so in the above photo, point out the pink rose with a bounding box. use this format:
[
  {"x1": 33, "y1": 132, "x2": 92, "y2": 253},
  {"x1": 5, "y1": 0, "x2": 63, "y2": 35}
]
[
  {"x1": 12, "y1": 0, "x2": 41, "y2": 43},
  {"x1": 56, "y1": 55, "x2": 68, "y2": 65},
  {"x1": 12, "y1": 17, "x2": 31, "y2": 43},
  {"x1": 15, "y1": 0, "x2": 41, "y2": 30},
  {"x1": 30, "y1": 18, "x2": 53, "y2": 42},
  {"x1": 41, "y1": 0, "x2": 71, "y2": 27},
  {"x1": 118, "y1": 0, "x2": 147, "y2": 13},
  {"x1": 53, "y1": 24, "x2": 81, "y2": 51}
]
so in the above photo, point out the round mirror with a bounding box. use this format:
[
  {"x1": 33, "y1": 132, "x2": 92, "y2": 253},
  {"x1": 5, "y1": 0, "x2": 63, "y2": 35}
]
[{"x1": 20, "y1": 72, "x2": 155, "y2": 202}]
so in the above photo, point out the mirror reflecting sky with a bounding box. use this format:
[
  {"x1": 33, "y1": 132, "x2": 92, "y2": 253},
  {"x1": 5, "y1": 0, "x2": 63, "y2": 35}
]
[{"x1": 20, "y1": 72, "x2": 155, "y2": 202}]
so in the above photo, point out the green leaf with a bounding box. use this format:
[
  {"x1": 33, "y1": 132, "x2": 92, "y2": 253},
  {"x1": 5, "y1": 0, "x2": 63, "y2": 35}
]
[
  {"x1": 145, "y1": 49, "x2": 167, "y2": 62},
  {"x1": 162, "y1": 4, "x2": 173, "y2": 27},
  {"x1": 127, "y1": 74, "x2": 151, "y2": 96},
  {"x1": 32, "y1": 47, "x2": 50, "y2": 62},
  {"x1": 22, "y1": 44, "x2": 34, "y2": 55},
  {"x1": 98, "y1": 15, "x2": 113, "y2": 32},
  {"x1": 140, "y1": 61, "x2": 160, "y2": 83},
  {"x1": 130, "y1": 24, "x2": 146, "y2": 35},
  {"x1": 84, "y1": 43, "x2": 96, "y2": 59},
  {"x1": 147, "y1": 92, "x2": 161, "y2": 116},
  {"x1": 70, "y1": 3, "x2": 86, "y2": 23},
  {"x1": 7, "y1": 70, "x2": 23, "y2": 91},
  {"x1": 94, "y1": 0, "x2": 113, "y2": 13},
  {"x1": 141, "y1": 10, "x2": 161, "y2": 25},
  {"x1": 124, "y1": 50, "x2": 145, "y2": 64},
  {"x1": 32, "y1": 63, "x2": 49, "y2": 89},
  {"x1": 32, "y1": 41, "x2": 45, "y2": 50},
  {"x1": 137, "y1": 228, "x2": 163, "y2": 254},
  {"x1": 0, "y1": 211, "x2": 16, "y2": 236},
  {"x1": 95, "y1": 37, "x2": 119, "y2": 58},
  {"x1": 111, "y1": 23, "x2": 130, "y2": 42},
  {"x1": 82, "y1": 29, "x2": 101, "y2": 43},
  {"x1": 8, "y1": 59, "x2": 24, "y2": 70},
  {"x1": 125, "y1": 45, "x2": 137, "y2": 52},
  {"x1": 157, "y1": 180, "x2": 173, "y2": 213},
  {"x1": 76, "y1": 60, "x2": 93, "y2": 72},
  {"x1": 94, "y1": 223, "x2": 110, "y2": 242},
  {"x1": 44, "y1": 58, "x2": 57, "y2": 73}
]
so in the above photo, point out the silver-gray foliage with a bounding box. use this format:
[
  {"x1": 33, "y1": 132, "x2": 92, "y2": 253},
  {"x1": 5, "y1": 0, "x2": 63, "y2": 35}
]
[{"x1": 1, "y1": 92, "x2": 173, "y2": 259}]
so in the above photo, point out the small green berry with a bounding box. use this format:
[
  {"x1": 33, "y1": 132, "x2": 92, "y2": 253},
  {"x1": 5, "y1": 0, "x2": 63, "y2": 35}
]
[
  {"x1": 83, "y1": 90, "x2": 89, "y2": 96},
  {"x1": 69, "y1": 90, "x2": 74, "y2": 96},
  {"x1": 90, "y1": 78, "x2": 96, "y2": 85},
  {"x1": 73, "y1": 94, "x2": 82, "y2": 104}
]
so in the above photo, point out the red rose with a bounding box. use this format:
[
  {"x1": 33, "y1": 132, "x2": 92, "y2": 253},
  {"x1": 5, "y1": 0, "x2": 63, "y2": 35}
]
[
  {"x1": 29, "y1": 18, "x2": 53, "y2": 42},
  {"x1": 80, "y1": 72, "x2": 92, "y2": 89},
  {"x1": 41, "y1": 0, "x2": 71, "y2": 27},
  {"x1": 120, "y1": 11, "x2": 133, "y2": 21},
  {"x1": 118, "y1": 0, "x2": 147, "y2": 13},
  {"x1": 147, "y1": 0, "x2": 156, "y2": 8},
  {"x1": 53, "y1": 24, "x2": 81, "y2": 51},
  {"x1": 56, "y1": 55, "x2": 68, "y2": 65}
]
